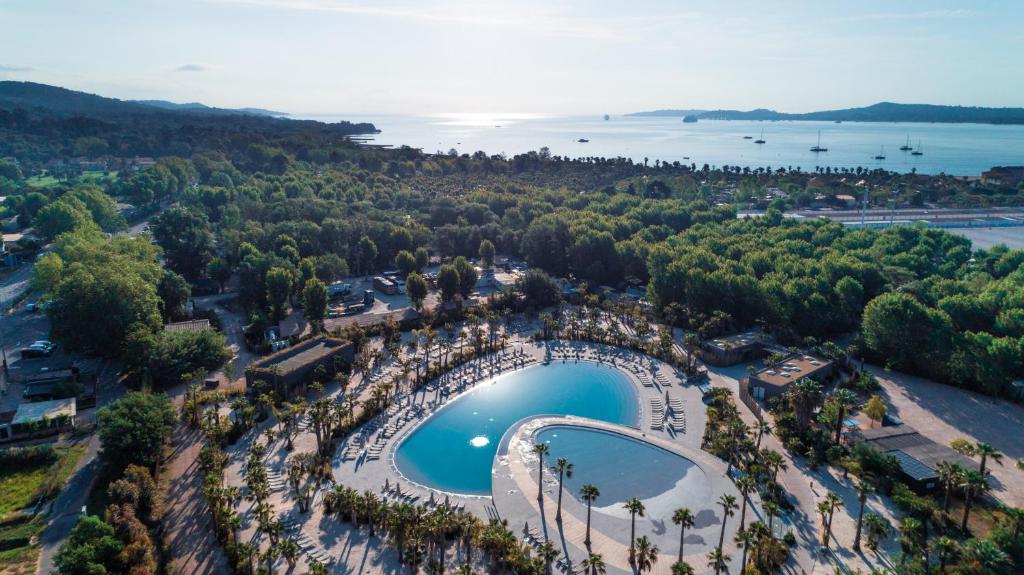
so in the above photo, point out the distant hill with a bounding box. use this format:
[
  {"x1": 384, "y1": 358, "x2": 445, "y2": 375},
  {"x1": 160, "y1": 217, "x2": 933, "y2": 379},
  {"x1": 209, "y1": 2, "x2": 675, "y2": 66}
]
[
  {"x1": 629, "y1": 102, "x2": 1024, "y2": 125},
  {"x1": 132, "y1": 99, "x2": 289, "y2": 117}
]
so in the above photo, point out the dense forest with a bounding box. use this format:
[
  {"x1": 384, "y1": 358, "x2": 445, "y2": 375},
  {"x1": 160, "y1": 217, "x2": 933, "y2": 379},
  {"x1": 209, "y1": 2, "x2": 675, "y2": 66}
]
[{"x1": 3, "y1": 84, "x2": 1024, "y2": 398}]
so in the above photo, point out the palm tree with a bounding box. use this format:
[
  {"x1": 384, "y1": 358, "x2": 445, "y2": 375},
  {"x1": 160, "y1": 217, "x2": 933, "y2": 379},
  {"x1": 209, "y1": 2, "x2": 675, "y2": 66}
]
[
  {"x1": 853, "y1": 481, "x2": 873, "y2": 551},
  {"x1": 763, "y1": 501, "x2": 780, "y2": 535},
  {"x1": 735, "y1": 475, "x2": 755, "y2": 530},
  {"x1": 580, "y1": 484, "x2": 600, "y2": 547},
  {"x1": 624, "y1": 498, "x2": 646, "y2": 562},
  {"x1": 830, "y1": 389, "x2": 859, "y2": 445},
  {"x1": 278, "y1": 537, "x2": 300, "y2": 569},
  {"x1": 671, "y1": 508, "x2": 695, "y2": 563},
  {"x1": 633, "y1": 536, "x2": 658, "y2": 573},
  {"x1": 822, "y1": 492, "x2": 843, "y2": 548},
  {"x1": 716, "y1": 494, "x2": 738, "y2": 553},
  {"x1": 670, "y1": 560, "x2": 695, "y2": 575},
  {"x1": 551, "y1": 457, "x2": 573, "y2": 521},
  {"x1": 935, "y1": 536, "x2": 959, "y2": 573},
  {"x1": 706, "y1": 548, "x2": 731, "y2": 575},
  {"x1": 581, "y1": 552, "x2": 606, "y2": 575},
  {"x1": 957, "y1": 539, "x2": 1010, "y2": 574},
  {"x1": 539, "y1": 540, "x2": 559, "y2": 575},
  {"x1": 734, "y1": 527, "x2": 754, "y2": 575},
  {"x1": 533, "y1": 443, "x2": 550, "y2": 503},
  {"x1": 974, "y1": 442, "x2": 1003, "y2": 476},
  {"x1": 754, "y1": 421, "x2": 772, "y2": 450},
  {"x1": 938, "y1": 461, "x2": 965, "y2": 513},
  {"x1": 863, "y1": 513, "x2": 890, "y2": 551},
  {"x1": 761, "y1": 450, "x2": 787, "y2": 484},
  {"x1": 960, "y1": 469, "x2": 990, "y2": 533}
]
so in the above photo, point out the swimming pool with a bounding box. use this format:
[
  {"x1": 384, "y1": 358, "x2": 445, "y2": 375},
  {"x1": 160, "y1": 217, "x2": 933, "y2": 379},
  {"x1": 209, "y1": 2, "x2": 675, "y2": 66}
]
[
  {"x1": 394, "y1": 361, "x2": 638, "y2": 495},
  {"x1": 534, "y1": 425, "x2": 700, "y2": 508}
]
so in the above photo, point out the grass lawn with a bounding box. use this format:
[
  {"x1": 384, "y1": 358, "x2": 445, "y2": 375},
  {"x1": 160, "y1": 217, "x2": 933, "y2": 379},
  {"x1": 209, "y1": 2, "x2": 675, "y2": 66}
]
[
  {"x1": 0, "y1": 446, "x2": 85, "y2": 516},
  {"x1": 24, "y1": 170, "x2": 117, "y2": 189},
  {"x1": 0, "y1": 512, "x2": 43, "y2": 575}
]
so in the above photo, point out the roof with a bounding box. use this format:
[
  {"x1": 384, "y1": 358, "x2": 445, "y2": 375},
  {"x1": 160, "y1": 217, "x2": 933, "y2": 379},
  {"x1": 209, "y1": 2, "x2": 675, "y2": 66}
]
[
  {"x1": 164, "y1": 319, "x2": 211, "y2": 333},
  {"x1": 854, "y1": 424, "x2": 975, "y2": 475},
  {"x1": 705, "y1": 331, "x2": 762, "y2": 352},
  {"x1": 324, "y1": 307, "x2": 421, "y2": 332},
  {"x1": 752, "y1": 354, "x2": 833, "y2": 388},
  {"x1": 249, "y1": 336, "x2": 351, "y2": 376},
  {"x1": 887, "y1": 450, "x2": 937, "y2": 481},
  {"x1": 13, "y1": 398, "x2": 76, "y2": 425}
]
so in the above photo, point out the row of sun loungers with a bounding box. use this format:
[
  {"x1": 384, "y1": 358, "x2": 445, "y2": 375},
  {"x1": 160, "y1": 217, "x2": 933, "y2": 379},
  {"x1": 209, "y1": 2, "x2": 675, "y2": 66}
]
[
  {"x1": 667, "y1": 396, "x2": 687, "y2": 433},
  {"x1": 650, "y1": 398, "x2": 665, "y2": 430}
]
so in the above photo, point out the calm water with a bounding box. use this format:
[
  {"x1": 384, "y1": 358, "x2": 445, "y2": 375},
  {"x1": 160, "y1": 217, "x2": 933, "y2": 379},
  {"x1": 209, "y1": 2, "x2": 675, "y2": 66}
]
[
  {"x1": 302, "y1": 112, "x2": 1024, "y2": 176},
  {"x1": 535, "y1": 425, "x2": 695, "y2": 506},
  {"x1": 393, "y1": 362, "x2": 637, "y2": 495}
]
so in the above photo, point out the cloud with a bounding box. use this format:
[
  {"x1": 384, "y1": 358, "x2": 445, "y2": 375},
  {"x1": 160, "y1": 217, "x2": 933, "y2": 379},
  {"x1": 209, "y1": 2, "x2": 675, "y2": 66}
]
[
  {"x1": 176, "y1": 63, "x2": 208, "y2": 72},
  {"x1": 0, "y1": 64, "x2": 33, "y2": 72}
]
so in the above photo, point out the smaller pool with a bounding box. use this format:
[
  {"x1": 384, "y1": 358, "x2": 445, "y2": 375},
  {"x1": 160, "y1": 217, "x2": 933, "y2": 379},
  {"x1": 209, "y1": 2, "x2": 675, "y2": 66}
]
[{"x1": 535, "y1": 425, "x2": 698, "y2": 506}]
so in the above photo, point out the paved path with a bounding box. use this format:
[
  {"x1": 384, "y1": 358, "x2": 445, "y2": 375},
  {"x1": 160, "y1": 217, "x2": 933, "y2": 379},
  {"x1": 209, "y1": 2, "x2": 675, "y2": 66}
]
[{"x1": 36, "y1": 435, "x2": 100, "y2": 575}]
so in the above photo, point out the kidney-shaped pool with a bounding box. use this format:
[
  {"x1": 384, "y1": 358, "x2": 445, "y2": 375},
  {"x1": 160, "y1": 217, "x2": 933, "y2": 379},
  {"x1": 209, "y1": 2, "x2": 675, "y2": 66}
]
[{"x1": 393, "y1": 362, "x2": 638, "y2": 495}]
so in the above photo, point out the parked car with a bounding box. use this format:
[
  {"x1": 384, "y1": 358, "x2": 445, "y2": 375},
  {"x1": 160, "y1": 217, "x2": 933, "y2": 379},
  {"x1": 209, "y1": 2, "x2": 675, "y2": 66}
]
[
  {"x1": 21, "y1": 345, "x2": 54, "y2": 358},
  {"x1": 25, "y1": 301, "x2": 38, "y2": 312}
]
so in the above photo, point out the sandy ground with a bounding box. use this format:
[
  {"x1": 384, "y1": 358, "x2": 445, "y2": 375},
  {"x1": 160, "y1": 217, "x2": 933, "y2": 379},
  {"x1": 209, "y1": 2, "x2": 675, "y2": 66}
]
[{"x1": 867, "y1": 365, "x2": 1024, "y2": 507}]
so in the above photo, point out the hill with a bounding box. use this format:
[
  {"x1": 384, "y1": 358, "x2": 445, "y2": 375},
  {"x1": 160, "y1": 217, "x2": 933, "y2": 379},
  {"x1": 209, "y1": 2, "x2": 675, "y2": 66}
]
[
  {"x1": 132, "y1": 99, "x2": 289, "y2": 117},
  {"x1": 629, "y1": 102, "x2": 1024, "y2": 124}
]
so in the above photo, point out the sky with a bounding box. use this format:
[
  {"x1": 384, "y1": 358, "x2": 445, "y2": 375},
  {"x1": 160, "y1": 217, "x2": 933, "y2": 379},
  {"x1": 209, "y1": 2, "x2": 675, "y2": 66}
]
[{"x1": 0, "y1": 0, "x2": 1022, "y2": 115}]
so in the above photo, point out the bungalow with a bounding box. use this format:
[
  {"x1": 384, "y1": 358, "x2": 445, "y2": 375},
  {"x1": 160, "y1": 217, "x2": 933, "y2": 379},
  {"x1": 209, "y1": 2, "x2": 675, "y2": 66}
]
[
  {"x1": 245, "y1": 336, "x2": 354, "y2": 396},
  {"x1": 1, "y1": 398, "x2": 77, "y2": 442},
  {"x1": 849, "y1": 425, "x2": 975, "y2": 493},
  {"x1": 747, "y1": 353, "x2": 835, "y2": 400},
  {"x1": 700, "y1": 331, "x2": 765, "y2": 366}
]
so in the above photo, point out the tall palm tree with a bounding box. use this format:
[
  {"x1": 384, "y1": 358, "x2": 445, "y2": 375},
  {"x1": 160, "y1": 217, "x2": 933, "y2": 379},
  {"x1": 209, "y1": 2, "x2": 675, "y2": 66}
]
[
  {"x1": 829, "y1": 389, "x2": 859, "y2": 445},
  {"x1": 706, "y1": 548, "x2": 731, "y2": 575},
  {"x1": 853, "y1": 481, "x2": 873, "y2": 551},
  {"x1": 938, "y1": 461, "x2": 965, "y2": 513},
  {"x1": 624, "y1": 498, "x2": 646, "y2": 562},
  {"x1": 974, "y1": 442, "x2": 1003, "y2": 476},
  {"x1": 551, "y1": 457, "x2": 574, "y2": 521},
  {"x1": 734, "y1": 527, "x2": 754, "y2": 575},
  {"x1": 278, "y1": 537, "x2": 300, "y2": 569},
  {"x1": 580, "y1": 484, "x2": 600, "y2": 547},
  {"x1": 735, "y1": 475, "x2": 755, "y2": 530},
  {"x1": 754, "y1": 421, "x2": 772, "y2": 450},
  {"x1": 822, "y1": 492, "x2": 843, "y2": 548},
  {"x1": 761, "y1": 450, "x2": 787, "y2": 484},
  {"x1": 533, "y1": 443, "x2": 550, "y2": 503},
  {"x1": 716, "y1": 494, "x2": 738, "y2": 553},
  {"x1": 581, "y1": 552, "x2": 606, "y2": 575},
  {"x1": 960, "y1": 469, "x2": 990, "y2": 533},
  {"x1": 672, "y1": 508, "x2": 695, "y2": 563},
  {"x1": 633, "y1": 536, "x2": 658, "y2": 573}
]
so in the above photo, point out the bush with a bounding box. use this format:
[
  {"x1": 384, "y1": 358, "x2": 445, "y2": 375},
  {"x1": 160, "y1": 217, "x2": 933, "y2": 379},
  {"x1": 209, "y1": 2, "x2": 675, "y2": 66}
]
[
  {"x1": 0, "y1": 445, "x2": 58, "y2": 467},
  {"x1": 783, "y1": 531, "x2": 797, "y2": 546}
]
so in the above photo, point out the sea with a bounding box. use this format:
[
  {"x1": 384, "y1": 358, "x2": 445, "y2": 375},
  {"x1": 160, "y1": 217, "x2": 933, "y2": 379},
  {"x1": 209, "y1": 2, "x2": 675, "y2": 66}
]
[{"x1": 296, "y1": 112, "x2": 1024, "y2": 176}]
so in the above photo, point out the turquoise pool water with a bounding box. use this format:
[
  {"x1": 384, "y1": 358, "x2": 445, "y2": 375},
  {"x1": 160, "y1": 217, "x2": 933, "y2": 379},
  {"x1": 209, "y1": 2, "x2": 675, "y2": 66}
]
[
  {"x1": 394, "y1": 362, "x2": 638, "y2": 495},
  {"x1": 535, "y1": 425, "x2": 696, "y2": 506}
]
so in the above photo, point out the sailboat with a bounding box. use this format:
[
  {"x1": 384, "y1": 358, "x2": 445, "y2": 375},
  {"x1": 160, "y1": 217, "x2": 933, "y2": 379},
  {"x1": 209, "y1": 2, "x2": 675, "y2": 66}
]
[
  {"x1": 874, "y1": 146, "x2": 886, "y2": 160},
  {"x1": 810, "y1": 130, "x2": 828, "y2": 153},
  {"x1": 911, "y1": 141, "x2": 923, "y2": 156},
  {"x1": 754, "y1": 129, "x2": 765, "y2": 144},
  {"x1": 899, "y1": 135, "x2": 913, "y2": 151}
]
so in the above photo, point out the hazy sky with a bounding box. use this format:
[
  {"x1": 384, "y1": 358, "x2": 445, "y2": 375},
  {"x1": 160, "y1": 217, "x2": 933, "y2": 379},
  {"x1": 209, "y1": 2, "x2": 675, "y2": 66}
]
[{"x1": 1, "y1": 0, "x2": 1021, "y2": 115}]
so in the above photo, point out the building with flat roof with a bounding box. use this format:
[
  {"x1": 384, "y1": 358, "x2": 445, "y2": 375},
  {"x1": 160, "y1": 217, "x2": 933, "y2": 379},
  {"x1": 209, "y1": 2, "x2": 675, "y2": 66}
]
[
  {"x1": 245, "y1": 336, "x2": 354, "y2": 396},
  {"x1": 748, "y1": 354, "x2": 835, "y2": 400},
  {"x1": 700, "y1": 331, "x2": 766, "y2": 366},
  {"x1": 849, "y1": 425, "x2": 975, "y2": 492},
  {"x1": 1, "y1": 398, "x2": 77, "y2": 443}
]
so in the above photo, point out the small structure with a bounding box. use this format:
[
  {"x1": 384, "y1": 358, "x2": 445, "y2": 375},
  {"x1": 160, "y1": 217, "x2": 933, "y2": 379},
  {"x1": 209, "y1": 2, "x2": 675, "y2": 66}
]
[
  {"x1": 700, "y1": 331, "x2": 765, "y2": 366},
  {"x1": 747, "y1": 354, "x2": 834, "y2": 400},
  {"x1": 849, "y1": 425, "x2": 975, "y2": 492},
  {"x1": 5, "y1": 398, "x2": 77, "y2": 441},
  {"x1": 164, "y1": 319, "x2": 211, "y2": 333},
  {"x1": 245, "y1": 336, "x2": 354, "y2": 396},
  {"x1": 324, "y1": 307, "x2": 421, "y2": 333}
]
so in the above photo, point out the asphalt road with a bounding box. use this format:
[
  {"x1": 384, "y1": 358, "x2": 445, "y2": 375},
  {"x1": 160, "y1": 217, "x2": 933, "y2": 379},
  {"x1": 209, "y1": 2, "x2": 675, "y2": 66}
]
[{"x1": 36, "y1": 435, "x2": 101, "y2": 575}]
